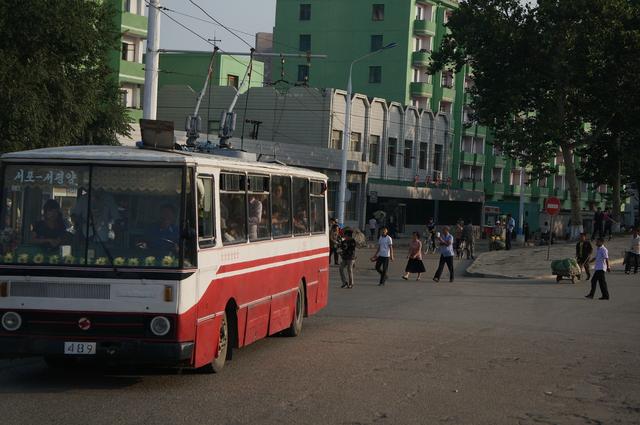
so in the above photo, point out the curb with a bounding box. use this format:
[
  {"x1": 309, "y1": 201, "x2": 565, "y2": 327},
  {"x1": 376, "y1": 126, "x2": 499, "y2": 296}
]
[{"x1": 465, "y1": 258, "x2": 625, "y2": 280}]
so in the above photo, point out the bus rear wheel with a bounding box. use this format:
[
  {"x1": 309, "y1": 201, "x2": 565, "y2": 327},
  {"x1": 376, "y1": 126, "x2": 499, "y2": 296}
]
[{"x1": 283, "y1": 282, "x2": 305, "y2": 337}]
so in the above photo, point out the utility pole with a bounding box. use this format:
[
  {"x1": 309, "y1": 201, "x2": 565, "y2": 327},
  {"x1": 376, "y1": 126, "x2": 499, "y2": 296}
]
[{"x1": 143, "y1": 0, "x2": 161, "y2": 120}]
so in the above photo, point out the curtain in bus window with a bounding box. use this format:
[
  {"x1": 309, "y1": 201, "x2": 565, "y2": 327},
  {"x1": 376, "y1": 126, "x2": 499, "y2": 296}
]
[
  {"x1": 310, "y1": 181, "x2": 326, "y2": 233},
  {"x1": 271, "y1": 176, "x2": 291, "y2": 237},
  {"x1": 220, "y1": 173, "x2": 247, "y2": 244},
  {"x1": 292, "y1": 178, "x2": 309, "y2": 235},
  {"x1": 248, "y1": 175, "x2": 270, "y2": 241}
]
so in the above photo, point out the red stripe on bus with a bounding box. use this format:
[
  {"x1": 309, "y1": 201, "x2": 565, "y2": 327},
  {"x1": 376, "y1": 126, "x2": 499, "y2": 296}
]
[{"x1": 217, "y1": 247, "x2": 328, "y2": 274}]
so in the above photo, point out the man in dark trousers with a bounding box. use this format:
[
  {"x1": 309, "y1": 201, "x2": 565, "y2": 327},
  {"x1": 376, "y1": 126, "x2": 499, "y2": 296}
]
[
  {"x1": 505, "y1": 213, "x2": 515, "y2": 250},
  {"x1": 586, "y1": 238, "x2": 610, "y2": 300},
  {"x1": 591, "y1": 207, "x2": 604, "y2": 241},
  {"x1": 339, "y1": 229, "x2": 357, "y2": 288},
  {"x1": 575, "y1": 232, "x2": 593, "y2": 279},
  {"x1": 433, "y1": 226, "x2": 455, "y2": 282}
]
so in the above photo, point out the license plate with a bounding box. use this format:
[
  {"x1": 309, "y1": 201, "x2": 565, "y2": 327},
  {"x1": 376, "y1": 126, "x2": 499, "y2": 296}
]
[{"x1": 64, "y1": 342, "x2": 96, "y2": 355}]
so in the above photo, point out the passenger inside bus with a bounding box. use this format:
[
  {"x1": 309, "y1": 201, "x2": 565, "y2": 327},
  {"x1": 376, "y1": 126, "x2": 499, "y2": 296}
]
[
  {"x1": 293, "y1": 209, "x2": 308, "y2": 233},
  {"x1": 271, "y1": 183, "x2": 291, "y2": 236},
  {"x1": 138, "y1": 204, "x2": 179, "y2": 254},
  {"x1": 31, "y1": 199, "x2": 71, "y2": 249}
]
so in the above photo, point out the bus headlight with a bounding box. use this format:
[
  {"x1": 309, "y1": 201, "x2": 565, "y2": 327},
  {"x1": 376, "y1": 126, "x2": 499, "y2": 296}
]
[
  {"x1": 1, "y1": 311, "x2": 22, "y2": 332},
  {"x1": 150, "y1": 316, "x2": 171, "y2": 336}
]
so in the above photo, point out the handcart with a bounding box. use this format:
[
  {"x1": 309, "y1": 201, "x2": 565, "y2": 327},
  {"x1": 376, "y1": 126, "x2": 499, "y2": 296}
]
[{"x1": 551, "y1": 258, "x2": 581, "y2": 283}]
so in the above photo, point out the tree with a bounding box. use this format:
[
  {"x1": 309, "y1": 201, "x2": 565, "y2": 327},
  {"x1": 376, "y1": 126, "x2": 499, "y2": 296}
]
[
  {"x1": 0, "y1": 0, "x2": 131, "y2": 154},
  {"x1": 429, "y1": 0, "x2": 635, "y2": 235},
  {"x1": 575, "y1": 1, "x2": 640, "y2": 223}
]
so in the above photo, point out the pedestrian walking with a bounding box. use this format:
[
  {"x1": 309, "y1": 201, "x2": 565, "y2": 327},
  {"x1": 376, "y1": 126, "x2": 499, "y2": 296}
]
[
  {"x1": 425, "y1": 217, "x2": 436, "y2": 253},
  {"x1": 603, "y1": 209, "x2": 615, "y2": 241},
  {"x1": 339, "y1": 229, "x2": 356, "y2": 288},
  {"x1": 575, "y1": 232, "x2": 593, "y2": 279},
  {"x1": 462, "y1": 220, "x2": 475, "y2": 259},
  {"x1": 624, "y1": 227, "x2": 640, "y2": 275},
  {"x1": 433, "y1": 226, "x2": 455, "y2": 282},
  {"x1": 368, "y1": 217, "x2": 377, "y2": 241},
  {"x1": 402, "y1": 232, "x2": 426, "y2": 281},
  {"x1": 506, "y1": 214, "x2": 516, "y2": 250},
  {"x1": 585, "y1": 238, "x2": 610, "y2": 300},
  {"x1": 372, "y1": 226, "x2": 394, "y2": 286},
  {"x1": 454, "y1": 220, "x2": 464, "y2": 258},
  {"x1": 591, "y1": 208, "x2": 604, "y2": 240},
  {"x1": 329, "y1": 224, "x2": 340, "y2": 265},
  {"x1": 523, "y1": 221, "x2": 530, "y2": 243}
]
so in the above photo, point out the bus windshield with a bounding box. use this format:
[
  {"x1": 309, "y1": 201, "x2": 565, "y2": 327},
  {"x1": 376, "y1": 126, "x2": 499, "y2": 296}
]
[{"x1": 0, "y1": 164, "x2": 191, "y2": 268}]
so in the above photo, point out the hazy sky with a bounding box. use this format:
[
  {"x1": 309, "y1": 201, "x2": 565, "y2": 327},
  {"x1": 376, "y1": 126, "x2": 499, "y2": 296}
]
[{"x1": 158, "y1": 0, "x2": 277, "y2": 53}]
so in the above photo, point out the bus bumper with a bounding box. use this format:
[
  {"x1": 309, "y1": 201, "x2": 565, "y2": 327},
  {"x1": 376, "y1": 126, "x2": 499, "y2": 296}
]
[{"x1": 0, "y1": 336, "x2": 194, "y2": 366}]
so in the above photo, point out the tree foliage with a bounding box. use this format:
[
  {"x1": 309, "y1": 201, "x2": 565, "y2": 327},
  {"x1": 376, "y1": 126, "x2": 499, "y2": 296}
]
[
  {"x1": 429, "y1": 0, "x2": 639, "y2": 227},
  {"x1": 0, "y1": 0, "x2": 131, "y2": 154}
]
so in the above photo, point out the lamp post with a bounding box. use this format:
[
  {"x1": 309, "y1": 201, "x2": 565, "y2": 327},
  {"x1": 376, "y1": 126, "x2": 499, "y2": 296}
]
[{"x1": 337, "y1": 42, "x2": 397, "y2": 226}]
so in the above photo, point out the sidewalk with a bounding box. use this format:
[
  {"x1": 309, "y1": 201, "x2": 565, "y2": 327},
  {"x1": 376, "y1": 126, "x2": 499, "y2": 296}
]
[{"x1": 466, "y1": 236, "x2": 631, "y2": 280}]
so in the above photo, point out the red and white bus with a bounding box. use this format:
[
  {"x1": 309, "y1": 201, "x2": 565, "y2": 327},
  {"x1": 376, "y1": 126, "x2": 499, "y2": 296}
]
[{"x1": 0, "y1": 145, "x2": 329, "y2": 371}]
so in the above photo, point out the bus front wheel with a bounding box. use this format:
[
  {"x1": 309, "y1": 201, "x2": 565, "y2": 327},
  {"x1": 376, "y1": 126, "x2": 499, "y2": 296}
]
[
  {"x1": 284, "y1": 282, "x2": 305, "y2": 337},
  {"x1": 209, "y1": 312, "x2": 229, "y2": 373}
]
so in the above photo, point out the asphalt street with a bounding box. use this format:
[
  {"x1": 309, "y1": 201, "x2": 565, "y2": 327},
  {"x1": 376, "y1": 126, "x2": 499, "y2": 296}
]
[{"x1": 1, "y1": 251, "x2": 639, "y2": 425}]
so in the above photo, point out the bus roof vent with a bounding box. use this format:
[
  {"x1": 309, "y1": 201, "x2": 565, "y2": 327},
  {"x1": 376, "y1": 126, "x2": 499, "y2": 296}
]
[
  {"x1": 194, "y1": 141, "x2": 257, "y2": 161},
  {"x1": 139, "y1": 119, "x2": 176, "y2": 150}
]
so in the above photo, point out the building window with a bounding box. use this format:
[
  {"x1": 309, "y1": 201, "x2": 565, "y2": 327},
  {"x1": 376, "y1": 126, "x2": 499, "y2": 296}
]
[
  {"x1": 369, "y1": 66, "x2": 382, "y2": 84},
  {"x1": 418, "y1": 143, "x2": 427, "y2": 170},
  {"x1": 350, "y1": 132, "x2": 362, "y2": 152},
  {"x1": 371, "y1": 34, "x2": 383, "y2": 52},
  {"x1": 372, "y1": 4, "x2": 385, "y2": 21},
  {"x1": 439, "y1": 101, "x2": 452, "y2": 115},
  {"x1": 299, "y1": 4, "x2": 311, "y2": 20},
  {"x1": 369, "y1": 135, "x2": 380, "y2": 164},
  {"x1": 330, "y1": 129, "x2": 342, "y2": 150},
  {"x1": 492, "y1": 168, "x2": 503, "y2": 184},
  {"x1": 433, "y1": 144, "x2": 443, "y2": 172},
  {"x1": 297, "y1": 65, "x2": 310, "y2": 82},
  {"x1": 299, "y1": 34, "x2": 311, "y2": 52},
  {"x1": 387, "y1": 137, "x2": 397, "y2": 167},
  {"x1": 119, "y1": 90, "x2": 129, "y2": 107},
  {"x1": 441, "y1": 70, "x2": 454, "y2": 88},
  {"x1": 460, "y1": 165, "x2": 482, "y2": 181},
  {"x1": 403, "y1": 140, "x2": 413, "y2": 169},
  {"x1": 510, "y1": 170, "x2": 522, "y2": 186},
  {"x1": 121, "y1": 42, "x2": 135, "y2": 61},
  {"x1": 227, "y1": 74, "x2": 239, "y2": 88},
  {"x1": 554, "y1": 175, "x2": 565, "y2": 190}
]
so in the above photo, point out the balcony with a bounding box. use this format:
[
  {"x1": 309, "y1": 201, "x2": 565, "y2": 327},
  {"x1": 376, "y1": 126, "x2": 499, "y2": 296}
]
[
  {"x1": 119, "y1": 60, "x2": 145, "y2": 84},
  {"x1": 410, "y1": 82, "x2": 434, "y2": 98},
  {"x1": 460, "y1": 152, "x2": 485, "y2": 165},
  {"x1": 413, "y1": 19, "x2": 437, "y2": 36},
  {"x1": 460, "y1": 179, "x2": 483, "y2": 191},
  {"x1": 463, "y1": 124, "x2": 487, "y2": 138},
  {"x1": 121, "y1": 12, "x2": 148, "y2": 38},
  {"x1": 493, "y1": 157, "x2": 506, "y2": 167},
  {"x1": 441, "y1": 86, "x2": 456, "y2": 101},
  {"x1": 412, "y1": 51, "x2": 431, "y2": 67}
]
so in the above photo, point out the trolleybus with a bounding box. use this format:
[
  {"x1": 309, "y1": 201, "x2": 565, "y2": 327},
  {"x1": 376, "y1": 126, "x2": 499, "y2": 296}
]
[{"x1": 0, "y1": 144, "x2": 329, "y2": 371}]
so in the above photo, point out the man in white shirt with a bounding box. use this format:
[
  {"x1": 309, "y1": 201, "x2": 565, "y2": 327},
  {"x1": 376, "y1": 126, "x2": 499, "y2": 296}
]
[
  {"x1": 506, "y1": 214, "x2": 516, "y2": 250},
  {"x1": 625, "y1": 227, "x2": 640, "y2": 274},
  {"x1": 433, "y1": 226, "x2": 455, "y2": 282},
  {"x1": 373, "y1": 227, "x2": 394, "y2": 285},
  {"x1": 586, "y1": 238, "x2": 610, "y2": 300}
]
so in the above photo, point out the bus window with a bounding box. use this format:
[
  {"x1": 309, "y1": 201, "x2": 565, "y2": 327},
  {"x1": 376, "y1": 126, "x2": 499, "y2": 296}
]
[
  {"x1": 248, "y1": 175, "x2": 270, "y2": 241},
  {"x1": 292, "y1": 178, "x2": 309, "y2": 235},
  {"x1": 220, "y1": 173, "x2": 247, "y2": 244},
  {"x1": 271, "y1": 176, "x2": 291, "y2": 237},
  {"x1": 310, "y1": 181, "x2": 326, "y2": 233},
  {"x1": 197, "y1": 176, "x2": 215, "y2": 247}
]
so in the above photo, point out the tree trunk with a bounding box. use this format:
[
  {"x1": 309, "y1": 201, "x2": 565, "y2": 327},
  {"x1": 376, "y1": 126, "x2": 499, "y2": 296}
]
[
  {"x1": 560, "y1": 143, "x2": 582, "y2": 239},
  {"x1": 611, "y1": 136, "x2": 622, "y2": 224}
]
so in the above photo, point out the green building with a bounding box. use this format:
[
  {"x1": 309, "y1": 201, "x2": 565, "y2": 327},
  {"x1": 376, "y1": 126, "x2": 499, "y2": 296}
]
[
  {"x1": 108, "y1": 0, "x2": 148, "y2": 121},
  {"x1": 274, "y1": 0, "x2": 606, "y2": 230},
  {"x1": 158, "y1": 52, "x2": 265, "y2": 93}
]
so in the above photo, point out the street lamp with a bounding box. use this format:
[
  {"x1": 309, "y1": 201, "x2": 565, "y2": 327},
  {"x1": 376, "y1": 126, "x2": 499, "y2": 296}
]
[{"x1": 337, "y1": 42, "x2": 397, "y2": 226}]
